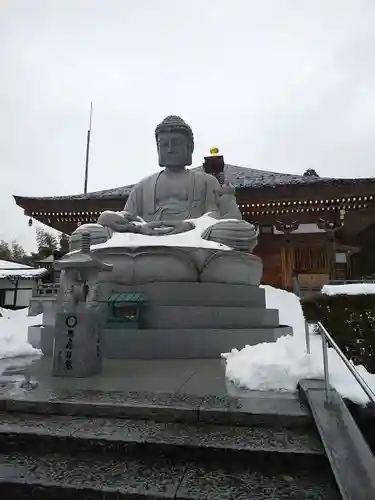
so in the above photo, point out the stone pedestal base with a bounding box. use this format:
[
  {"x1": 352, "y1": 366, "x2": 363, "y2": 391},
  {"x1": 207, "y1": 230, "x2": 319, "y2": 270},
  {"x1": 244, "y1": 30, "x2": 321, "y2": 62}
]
[
  {"x1": 101, "y1": 326, "x2": 292, "y2": 359},
  {"x1": 33, "y1": 324, "x2": 292, "y2": 359},
  {"x1": 30, "y1": 283, "x2": 293, "y2": 361}
]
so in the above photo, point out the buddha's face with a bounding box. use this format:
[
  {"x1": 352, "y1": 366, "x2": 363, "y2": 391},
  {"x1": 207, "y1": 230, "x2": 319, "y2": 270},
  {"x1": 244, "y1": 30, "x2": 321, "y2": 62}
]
[{"x1": 157, "y1": 131, "x2": 193, "y2": 168}]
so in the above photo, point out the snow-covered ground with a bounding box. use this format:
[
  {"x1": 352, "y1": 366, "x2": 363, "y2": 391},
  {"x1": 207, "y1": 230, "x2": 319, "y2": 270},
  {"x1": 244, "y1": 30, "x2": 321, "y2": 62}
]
[
  {"x1": 223, "y1": 285, "x2": 375, "y2": 405},
  {"x1": 0, "y1": 307, "x2": 41, "y2": 360}
]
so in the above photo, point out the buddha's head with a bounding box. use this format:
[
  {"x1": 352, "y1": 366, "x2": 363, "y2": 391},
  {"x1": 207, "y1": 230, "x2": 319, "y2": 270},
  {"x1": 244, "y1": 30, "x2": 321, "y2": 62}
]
[{"x1": 155, "y1": 115, "x2": 194, "y2": 168}]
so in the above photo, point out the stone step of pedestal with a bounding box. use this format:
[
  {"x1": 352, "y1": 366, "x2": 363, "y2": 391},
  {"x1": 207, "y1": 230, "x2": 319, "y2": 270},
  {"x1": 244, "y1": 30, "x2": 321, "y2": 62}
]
[
  {"x1": 113, "y1": 282, "x2": 267, "y2": 307},
  {"x1": 102, "y1": 325, "x2": 292, "y2": 359},
  {"x1": 0, "y1": 413, "x2": 340, "y2": 499},
  {"x1": 0, "y1": 388, "x2": 310, "y2": 427},
  {"x1": 31, "y1": 324, "x2": 292, "y2": 358},
  {"x1": 141, "y1": 305, "x2": 279, "y2": 329},
  {"x1": 0, "y1": 412, "x2": 325, "y2": 462},
  {"x1": 0, "y1": 449, "x2": 340, "y2": 499}
]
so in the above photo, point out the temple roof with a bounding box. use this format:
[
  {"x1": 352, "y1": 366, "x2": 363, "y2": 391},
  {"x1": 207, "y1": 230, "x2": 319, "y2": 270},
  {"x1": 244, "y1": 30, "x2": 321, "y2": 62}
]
[
  {"x1": 14, "y1": 164, "x2": 375, "y2": 202},
  {"x1": 0, "y1": 259, "x2": 47, "y2": 279}
]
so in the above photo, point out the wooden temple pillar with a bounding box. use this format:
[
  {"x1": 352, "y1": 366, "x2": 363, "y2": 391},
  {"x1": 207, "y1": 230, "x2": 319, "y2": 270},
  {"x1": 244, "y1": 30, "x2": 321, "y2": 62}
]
[
  {"x1": 275, "y1": 221, "x2": 299, "y2": 291},
  {"x1": 317, "y1": 216, "x2": 346, "y2": 281}
]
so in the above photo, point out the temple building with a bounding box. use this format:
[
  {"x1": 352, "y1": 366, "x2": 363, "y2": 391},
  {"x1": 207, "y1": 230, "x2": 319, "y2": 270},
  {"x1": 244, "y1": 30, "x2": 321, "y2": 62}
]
[{"x1": 14, "y1": 158, "x2": 375, "y2": 293}]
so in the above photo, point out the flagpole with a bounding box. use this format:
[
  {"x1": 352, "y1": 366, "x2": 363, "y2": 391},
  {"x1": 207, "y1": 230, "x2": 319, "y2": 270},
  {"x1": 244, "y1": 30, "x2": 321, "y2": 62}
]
[{"x1": 84, "y1": 102, "x2": 93, "y2": 194}]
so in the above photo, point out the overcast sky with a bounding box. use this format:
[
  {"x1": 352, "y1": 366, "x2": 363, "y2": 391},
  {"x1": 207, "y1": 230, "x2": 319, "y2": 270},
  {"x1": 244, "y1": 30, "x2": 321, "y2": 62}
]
[{"x1": 1, "y1": 0, "x2": 375, "y2": 251}]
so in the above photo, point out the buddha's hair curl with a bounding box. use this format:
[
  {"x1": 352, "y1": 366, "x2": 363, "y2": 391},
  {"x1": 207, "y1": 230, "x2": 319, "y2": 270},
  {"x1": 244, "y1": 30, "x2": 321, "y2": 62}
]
[{"x1": 155, "y1": 115, "x2": 194, "y2": 148}]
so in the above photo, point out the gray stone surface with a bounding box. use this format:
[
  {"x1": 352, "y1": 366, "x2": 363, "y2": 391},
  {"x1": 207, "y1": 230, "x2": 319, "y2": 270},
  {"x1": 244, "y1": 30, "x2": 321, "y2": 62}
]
[
  {"x1": 101, "y1": 326, "x2": 291, "y2": 359},
  {"x1": 28, "y1": 325, "x2": 54, "y2": 354},
  {"x1": 70, "y1": 115, "x2": 262, "y2": 294},
  {"x1": 0, "y1": 360, "x2": 342, "y2": 498},
  {"x1": 91, "y1": 246, "x2": 264, "y2": 286},
  {"x1": 0, "y1": 357, "x2": 310, "y2": 426},
  {"x1": 0, "y1": 449, "x2": 340, "y2": 499},
  {"x1": 69, "y1": 223, "x2": 112, "y2": 252},
  {"x1": 52, "y1": 310, "x2": 103, "y2": 378},
  {"x1": 298, "y1": 378, "x2": 375, "y2": 500},
  {"x1": 0, "y1": 450, "x2": 187, "y2": 498},
  {"x1": 28, "y1": 296, "x2": 56, "y2": 325},
  {"x1": 201, "y1": 219, "x2": 258, "y2": 252},
  {"x1": 138, "y1": 420, "x2": 323, "y2": 455},
  {"x1": 37, "y1": 116, "x2": 294, "y2": 366},
  {"x1": 0, "y1": 415, "x2": 325, "y2": 473},
  {"x1": 141, "y1": 305, "x2": 279, "y2": 329},
  {"x1": 198, "y1": 394, "x2": 312, "y2": 428},
  {"x1": 0, "y1": 413, "x2": 89, "y2": 437},
  {"x1": 52, "y1": 234, "x2": 113, "y2": 377},
  {"x1": 176, "y1": 459, "x2": 340, "y2": 499},
  {"x1": 199, "y1": 251, "x2": 263, "y2": 285},
  {"x1": 100, "y1": 114, "x2": 242, "y2": 223},
  {"x1": 33, "y1": 325, "x2": 292, "y2": 358},
  {"x1": 108, "y1": 282, "x2": 267, "y2": 307}
]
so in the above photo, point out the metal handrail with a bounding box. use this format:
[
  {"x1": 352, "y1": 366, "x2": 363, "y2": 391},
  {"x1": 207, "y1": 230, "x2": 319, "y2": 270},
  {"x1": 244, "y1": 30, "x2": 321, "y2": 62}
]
[{"x1": 311, "y1": 321, "x2": 375, "y2": 405}]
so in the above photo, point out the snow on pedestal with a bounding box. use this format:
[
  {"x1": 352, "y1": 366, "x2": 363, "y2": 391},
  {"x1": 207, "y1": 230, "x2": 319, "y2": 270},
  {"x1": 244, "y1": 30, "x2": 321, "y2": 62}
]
[
  {"x1": 92, "y1": 214, "x2": 233, "y2": 251},
  {"x1": 223, "y1": 285, "x2": 375, "y2": 405}
]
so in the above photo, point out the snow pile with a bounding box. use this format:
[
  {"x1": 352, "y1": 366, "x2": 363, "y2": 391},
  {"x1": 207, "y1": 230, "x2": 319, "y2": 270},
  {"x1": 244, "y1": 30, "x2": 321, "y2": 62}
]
[
  {"x1": 322, "y1": 283, "x2": 375, "y2": 296},
  {"x1": 0, "y1": 307, "x2": 41, "y2": 359},
  {"x1": 93, "y1": 214, "x2": 232, "y2": 251},
  {"x1": 223, "y1": 285, "x2": 375, "y2": 405}
]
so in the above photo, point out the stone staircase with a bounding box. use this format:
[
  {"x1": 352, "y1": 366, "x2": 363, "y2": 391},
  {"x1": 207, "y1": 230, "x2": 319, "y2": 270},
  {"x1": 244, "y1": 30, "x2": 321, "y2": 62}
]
[{"x1": 0, "y1": 388, "x2": 340, "y2": 499}]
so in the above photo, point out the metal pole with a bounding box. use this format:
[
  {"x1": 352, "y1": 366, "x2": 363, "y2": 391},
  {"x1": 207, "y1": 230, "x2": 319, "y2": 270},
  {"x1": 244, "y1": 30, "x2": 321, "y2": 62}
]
[
  {"x1": 84, "y1": 102, "x2": 93, "y2": 195},
  {"x1": 321, "y1": 329, "x2": 330, "y2": 403},
  {"x1": 304, "y1": 320, "x2": 311, "y2": 354}
]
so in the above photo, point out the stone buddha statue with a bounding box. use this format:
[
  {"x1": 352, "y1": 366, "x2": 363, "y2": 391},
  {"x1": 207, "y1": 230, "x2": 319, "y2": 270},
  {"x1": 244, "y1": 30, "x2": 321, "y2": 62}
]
[
  {"x1": 68, "y1": 115, "x2": 261, "y2": 287},
  {"x1": 97, "y1": 115, "x2": 241, "y2": 230}
]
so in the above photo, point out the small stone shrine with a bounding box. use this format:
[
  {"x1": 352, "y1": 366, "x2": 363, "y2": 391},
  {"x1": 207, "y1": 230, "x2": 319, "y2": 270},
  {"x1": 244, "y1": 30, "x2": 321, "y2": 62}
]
[
  {"x1": 48, "y1": 116, "x2": 292, "y2": 371},
  {"x1": 106, "y1": 291, "x2": 147, "y2": 329}
]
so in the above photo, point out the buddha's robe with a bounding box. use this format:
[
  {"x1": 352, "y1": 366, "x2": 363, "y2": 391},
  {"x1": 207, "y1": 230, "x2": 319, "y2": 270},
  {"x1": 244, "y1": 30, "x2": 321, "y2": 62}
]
[{"x1": 123, "y1": 168, "x2": 241, "y2": 221}]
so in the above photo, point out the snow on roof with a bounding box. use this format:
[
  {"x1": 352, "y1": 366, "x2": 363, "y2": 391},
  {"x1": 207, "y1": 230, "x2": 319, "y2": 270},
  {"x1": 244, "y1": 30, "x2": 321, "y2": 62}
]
[
  {"x1": 0, "y1": 260, "x2": 32, "y2": 270},
  {"x1": 0, "y1": 260, "x2": 47, "y2": 279}
]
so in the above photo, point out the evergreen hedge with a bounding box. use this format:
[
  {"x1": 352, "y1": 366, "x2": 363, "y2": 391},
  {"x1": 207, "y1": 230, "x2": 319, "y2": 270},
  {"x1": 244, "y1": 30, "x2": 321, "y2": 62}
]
[{"x1": 301, "y1": 293, "x2": 375, "y2": 373}]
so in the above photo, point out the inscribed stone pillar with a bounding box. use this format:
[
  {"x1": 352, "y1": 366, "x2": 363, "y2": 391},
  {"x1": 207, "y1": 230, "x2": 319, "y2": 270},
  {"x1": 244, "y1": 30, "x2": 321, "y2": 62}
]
[
  {"x1": 52, "y1": 304, "x2": 105, "y2": 377},
  {"x1": 51, "y1": 233, "x2": 112, "y2": 378}
]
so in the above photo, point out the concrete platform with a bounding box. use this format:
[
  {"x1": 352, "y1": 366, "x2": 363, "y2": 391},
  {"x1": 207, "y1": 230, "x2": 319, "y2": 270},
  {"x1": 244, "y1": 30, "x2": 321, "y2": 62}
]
[
  {"x1": 28, "y1": 324, "x2": 292, "y2": 358},
  {"x1": 0, "y1": 356, "x2": 310, "y2": 427}
]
